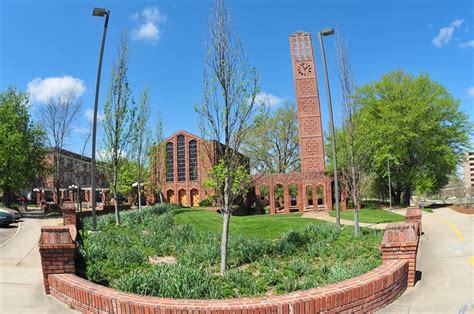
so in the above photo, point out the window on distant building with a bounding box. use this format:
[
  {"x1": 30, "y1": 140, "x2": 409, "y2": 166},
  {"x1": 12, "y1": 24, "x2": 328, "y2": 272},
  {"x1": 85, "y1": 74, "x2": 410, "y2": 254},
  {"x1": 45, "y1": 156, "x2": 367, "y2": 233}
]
[
  {"x1": 166, "y1": 142, "x2": 174, "y2": 182},
  {"x1": 177, "y1": 135, "x2": 186, "y2": 181},
  {"x1": 189, "y1": 140, "x2": 198, "y2": 181}
]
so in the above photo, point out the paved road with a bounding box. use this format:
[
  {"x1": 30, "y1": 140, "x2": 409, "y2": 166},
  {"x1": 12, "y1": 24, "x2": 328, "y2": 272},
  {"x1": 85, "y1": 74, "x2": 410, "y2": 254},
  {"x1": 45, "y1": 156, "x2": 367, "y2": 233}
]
[
  {"x1": 0, "y1": 222, "x2": 19, "y2": 246},
  {"x1": 0, "y1": 217, "x2": 77, "y2": 313},
  {"x1": 380, "y1": 207, "x2": 474, "y2": 313}
]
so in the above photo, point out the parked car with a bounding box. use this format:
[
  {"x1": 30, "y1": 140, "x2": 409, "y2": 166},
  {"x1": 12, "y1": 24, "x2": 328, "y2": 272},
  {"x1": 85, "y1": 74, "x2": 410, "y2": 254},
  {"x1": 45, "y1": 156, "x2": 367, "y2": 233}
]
[
  {"x1": 0, "y1": 208, "x2": 21, "y2": 221},
  {"x1": 0, "y1": 211, "x2": 14, "y2": 226}
]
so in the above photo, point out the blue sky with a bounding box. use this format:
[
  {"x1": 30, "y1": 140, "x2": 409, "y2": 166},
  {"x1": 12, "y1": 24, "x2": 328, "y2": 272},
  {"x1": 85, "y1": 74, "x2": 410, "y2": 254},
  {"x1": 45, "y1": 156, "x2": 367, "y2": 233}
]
[{"x1": 0, "y1": 0, "x2": 473, "y2": 155}]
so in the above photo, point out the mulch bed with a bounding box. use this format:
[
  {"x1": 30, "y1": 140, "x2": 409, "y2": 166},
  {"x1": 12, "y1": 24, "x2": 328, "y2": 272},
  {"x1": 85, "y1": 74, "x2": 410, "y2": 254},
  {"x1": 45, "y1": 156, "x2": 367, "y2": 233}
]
[{"x1": 450, "y1": 205, "x2": 474, "y2": 215}]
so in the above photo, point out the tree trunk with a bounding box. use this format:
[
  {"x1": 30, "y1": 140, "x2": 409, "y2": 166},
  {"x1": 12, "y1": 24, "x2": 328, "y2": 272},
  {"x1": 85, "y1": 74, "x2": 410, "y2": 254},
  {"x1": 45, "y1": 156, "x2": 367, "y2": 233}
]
[
  {"x1": 220, "y1": 211, "x2": 230, "y2": 276},
  {"x1": 402, "y1": 186, "x2": 411, "y2": 206},
  {"x1": 3, "y1": 186, "x2": 12, "y2": 208},
  {"x1": 113, "y1": 170, "x2": 120, "y2": 225},
  {"x1": 351, "y1": 167, "x2": 360, "y2": 236},
  {"x1": 220, "y1": 175, "x2": 231, "y2": 276},
  {"x1": 77, "y1": 187, "x2": 80, "y2": 212},
  {"x1": 159, "y1": 192, "x2": 163, "y2": 203},
  {"x1": 392, "y1": 187, "x2": 401, "y2": 206},
  {"x1": 138, "y1": 181, "x2": 142, "y2": 210}
]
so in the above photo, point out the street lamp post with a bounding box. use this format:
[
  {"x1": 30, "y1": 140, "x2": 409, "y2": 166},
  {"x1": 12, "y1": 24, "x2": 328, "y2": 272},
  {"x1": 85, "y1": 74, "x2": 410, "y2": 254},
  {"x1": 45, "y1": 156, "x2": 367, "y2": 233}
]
[
  {"x1": 91, "y1": 7, "x2": 110, "y2": 231},
  {"x1": 318, "y1": 28, "x2": 340, "y2": 225}
]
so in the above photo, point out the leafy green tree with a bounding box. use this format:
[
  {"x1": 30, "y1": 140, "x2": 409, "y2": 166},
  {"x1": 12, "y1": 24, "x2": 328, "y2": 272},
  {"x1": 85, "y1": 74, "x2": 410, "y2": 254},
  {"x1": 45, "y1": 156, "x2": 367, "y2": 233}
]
[
  {"x1": 102, "y1": 31, "x2": 136, "y2": 225},
  {"x1": 355, "y1": 70, "x2": 471, "y2": 205},
  {"x1": 203, "y1": 159, "x2": 252, "y2": 205},
  {"x1": 151, "y1": 111, "x2": 165, "y2": 203},
  {"x1": 0, "y1": 88, "x2": 47, "y2": 207},
  {"x1": 131, "y1": 85, "x2": 151, "y2": 209},
  {"x1": 242, "y1": 102, "x2": 299, "y2": 174},
  {"x1": 195, "y1": 0, "x2": 263, "y2": 275},
  {"x1": 116, "y1": 159, "x2": 139, "y2": 200}
]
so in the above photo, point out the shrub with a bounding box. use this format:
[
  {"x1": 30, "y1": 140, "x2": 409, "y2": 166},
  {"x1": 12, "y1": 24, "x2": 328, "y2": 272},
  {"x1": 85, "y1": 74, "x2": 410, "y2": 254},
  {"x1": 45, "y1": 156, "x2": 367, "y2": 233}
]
[
  {"x1": 199, "y1": 195, "x2": 216, "y2": 207},
  {"x1": 78, "y1": 204, "x2": 383, "y2": 299}
]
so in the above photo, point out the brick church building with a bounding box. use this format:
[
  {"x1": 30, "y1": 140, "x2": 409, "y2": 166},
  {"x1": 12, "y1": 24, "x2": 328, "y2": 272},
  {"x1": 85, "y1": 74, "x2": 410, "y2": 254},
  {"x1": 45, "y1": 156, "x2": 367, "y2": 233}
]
[
  {"x1": 150, "y1": 130, "x2": 248, "y2": 207},
  {"x1": 151, "y1": 31, "x2": 335, "y2": 213}
]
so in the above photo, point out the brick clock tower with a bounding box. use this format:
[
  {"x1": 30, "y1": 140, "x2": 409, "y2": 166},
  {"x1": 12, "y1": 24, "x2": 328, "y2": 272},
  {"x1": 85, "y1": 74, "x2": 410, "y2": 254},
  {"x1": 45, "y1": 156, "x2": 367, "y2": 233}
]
[{"x1": 289, "y1": 31, "x2": 325, "y2": 172}]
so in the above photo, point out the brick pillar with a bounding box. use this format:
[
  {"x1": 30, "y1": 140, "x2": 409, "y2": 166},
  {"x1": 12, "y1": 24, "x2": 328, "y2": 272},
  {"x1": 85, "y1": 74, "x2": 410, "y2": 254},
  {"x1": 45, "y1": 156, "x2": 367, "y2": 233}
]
[
  {"x1": 297, "y1": 183, "x2": 304, "y2": 213},
  {"x1": 405, "y1": 207, "x2": 422, "y2": 236},
  {"x1": 325, "y1": 181, "x2": 333, "y2": 210},
  {"x1": 381, "y1": 222, "x2": 419, "y2": 287},
  {"x1": 62, "y1": 201, "x2": 76, "y2": 226},
  {"x1": 269, "y1": 185, "x2": 276, "y2": 214},
  {"x1": 38, "y1": 226, "x2": 76, "y2": 294},
  {"x1": 186, "y1": 189, "x2": 191, "y2": 208},
  {"x1": 283, "y1": 185, "x2": 290, "y2": 214}
]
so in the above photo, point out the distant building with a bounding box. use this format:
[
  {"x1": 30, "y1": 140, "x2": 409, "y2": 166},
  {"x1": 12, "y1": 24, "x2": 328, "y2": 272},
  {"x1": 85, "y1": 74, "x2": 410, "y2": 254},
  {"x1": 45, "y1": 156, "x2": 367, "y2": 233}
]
[
  {"x1": 463, "y1": 152, "x2": 474, "y2": 193},
  {"x1": 33, "y1": 148, "x2": 107, "y2": 208},
  {"x1": 150, "y1": 130, "x2": 249, "y2": 207},
  {"x1": 150, "y1": 31, "x2": 337, "y2": 213}
]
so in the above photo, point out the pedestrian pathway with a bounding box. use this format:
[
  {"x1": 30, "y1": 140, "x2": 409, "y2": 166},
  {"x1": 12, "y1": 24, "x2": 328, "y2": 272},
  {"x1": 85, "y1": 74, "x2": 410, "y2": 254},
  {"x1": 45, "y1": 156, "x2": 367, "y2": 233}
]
[
  {"x1": 0, "y1": 217, "x2": 77, "y2": 313},
  {"x1": 380, "y1": 207, "x2": 474, "y2": 313},
  {"x1": 302, "y1": 209, "x2": 392, "y2": 229}
]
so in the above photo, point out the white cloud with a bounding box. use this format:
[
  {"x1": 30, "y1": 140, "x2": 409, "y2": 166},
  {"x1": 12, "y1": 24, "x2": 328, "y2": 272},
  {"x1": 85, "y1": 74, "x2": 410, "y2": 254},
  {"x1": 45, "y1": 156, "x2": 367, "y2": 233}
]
[
  {"x1": 432, "y1": 19, "x2": 464, "y2": 48},
  {"x1": 131, "y1": 6, "x2": 167, "y2": 43},
  {"x1": 255, "y1": 92, "x2": 285, "y2": 107},
  {"x1": 84, "y1": 108, "x2": 103, "y2": 123},
  {"x1": 460, "y1": 39, "x2": 474, "y2": 48},
  {"x1": 27, "y1": 76, "x2": 86, "y2": 103},
  {"x1": 467, "y1": 86, "x2": 474, "y2": 97}
]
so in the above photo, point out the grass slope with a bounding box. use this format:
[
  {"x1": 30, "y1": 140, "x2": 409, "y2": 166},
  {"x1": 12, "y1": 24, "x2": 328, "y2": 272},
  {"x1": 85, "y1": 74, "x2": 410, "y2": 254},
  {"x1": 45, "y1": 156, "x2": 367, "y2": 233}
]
[
  {"x1": 328, "y1": 208, "x2": 405, "y2": 224},
  {"x1": 174, "y1": 208, "x2": 322, "y2": 239}
]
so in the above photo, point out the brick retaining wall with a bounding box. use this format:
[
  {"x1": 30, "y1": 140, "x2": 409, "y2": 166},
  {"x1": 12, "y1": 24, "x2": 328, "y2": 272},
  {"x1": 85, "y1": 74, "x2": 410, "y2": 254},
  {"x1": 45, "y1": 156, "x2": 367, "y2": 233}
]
[
  {"x1": 39, "y1": 204, "x2": 422, "y2": 313},
  {"x1": 48, "y1": 260, "x2": 408, "y2": 314}
]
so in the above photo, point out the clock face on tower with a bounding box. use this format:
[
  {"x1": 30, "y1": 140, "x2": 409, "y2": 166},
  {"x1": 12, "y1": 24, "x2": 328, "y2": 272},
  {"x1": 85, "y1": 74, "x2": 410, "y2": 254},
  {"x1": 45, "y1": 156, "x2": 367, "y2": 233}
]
[{"x1": 297, "y1": 62, "x2": 312, "y2": 77}]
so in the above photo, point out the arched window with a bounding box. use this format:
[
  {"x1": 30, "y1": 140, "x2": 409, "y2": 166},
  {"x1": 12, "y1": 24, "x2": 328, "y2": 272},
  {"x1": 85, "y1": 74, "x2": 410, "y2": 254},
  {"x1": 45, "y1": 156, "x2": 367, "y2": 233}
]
[
  {"x1": 189, "y1": 140, "x2": 198, "y2": 181},
  {"x1": 166, "y1": 142, "x2": 174, "y2": 182},
  {"x1": 177, "y1": 135, "x2": 186, "y2": 182}
]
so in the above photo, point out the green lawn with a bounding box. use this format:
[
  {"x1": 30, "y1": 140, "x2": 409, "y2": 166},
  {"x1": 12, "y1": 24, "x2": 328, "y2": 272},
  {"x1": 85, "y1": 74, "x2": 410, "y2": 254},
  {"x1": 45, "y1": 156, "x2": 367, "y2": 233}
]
[
  {"x1": 174, "y1": 208, "x2": 322, "y2": 239},
  {"x1": 328, "y1": 208, "x2": 405, "y2": 224}
]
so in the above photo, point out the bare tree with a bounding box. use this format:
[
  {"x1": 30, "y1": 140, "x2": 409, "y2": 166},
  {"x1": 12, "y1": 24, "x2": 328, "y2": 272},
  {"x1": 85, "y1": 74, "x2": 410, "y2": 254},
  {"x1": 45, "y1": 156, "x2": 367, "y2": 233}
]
[
  {"x1": 195, "y1": 0, "x2": 263, "y2": 275},
  {"x1": 335, "y1": 31, "x2": 362, "y2": 235},
  {"x1": 102, "y1": 31, "x2": 135, "y2": 225},
  {"x1": 39, "y1": 90, "x2": 81, "y2": 205},
  {"x1": 73, "y1": 128, "x2": 91, "y2": 212},
  {"x1": 132, "y1": 85, "x2": 151, "y2": 210},
  {"x1": 153, "y1": 110, "x2": 165, "y2": 203}
]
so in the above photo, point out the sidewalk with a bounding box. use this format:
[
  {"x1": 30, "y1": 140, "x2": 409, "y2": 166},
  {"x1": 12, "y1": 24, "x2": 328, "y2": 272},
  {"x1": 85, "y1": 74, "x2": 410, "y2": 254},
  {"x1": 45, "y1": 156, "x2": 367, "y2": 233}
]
[
  {"x1": 302, "y1": 209, "x2": 396, "y2": 230},
  {"x1": 0, "y1": 217, "x2": 77, "y2": 313},
  {"x1": 380, "y1": 207, "x2": 474, "y2": 313}
]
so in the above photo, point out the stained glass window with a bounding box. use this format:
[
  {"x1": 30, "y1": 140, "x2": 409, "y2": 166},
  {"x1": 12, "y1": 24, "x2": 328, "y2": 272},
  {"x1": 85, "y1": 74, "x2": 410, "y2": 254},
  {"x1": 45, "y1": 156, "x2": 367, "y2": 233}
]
[
  {"x1": 166, "y1": 142, "x2": 174, "y2": 182},
  {"x1": 189, "y1": 140, "x2": 198, "y2": 180},
  {"x1": 177, "y1": 135, "x2": 186, "y2": 182}
]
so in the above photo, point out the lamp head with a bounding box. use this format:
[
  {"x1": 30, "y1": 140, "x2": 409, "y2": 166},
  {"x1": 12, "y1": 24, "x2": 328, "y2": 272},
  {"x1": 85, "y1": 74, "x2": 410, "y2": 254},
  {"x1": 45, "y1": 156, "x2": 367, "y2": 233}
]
[
  {"x1": 92, "y1": 7, "x2": 107, "y2": 17},
  {"x1": 320, "y1": 28, "x2": 335, "y2": 36}
]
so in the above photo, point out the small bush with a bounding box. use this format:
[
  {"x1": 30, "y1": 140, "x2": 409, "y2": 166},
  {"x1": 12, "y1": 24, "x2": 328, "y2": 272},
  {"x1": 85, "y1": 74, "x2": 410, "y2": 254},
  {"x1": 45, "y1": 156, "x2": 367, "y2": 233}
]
[{"x1": 199, "y1": 195, "x2": 216, "y2": 207}]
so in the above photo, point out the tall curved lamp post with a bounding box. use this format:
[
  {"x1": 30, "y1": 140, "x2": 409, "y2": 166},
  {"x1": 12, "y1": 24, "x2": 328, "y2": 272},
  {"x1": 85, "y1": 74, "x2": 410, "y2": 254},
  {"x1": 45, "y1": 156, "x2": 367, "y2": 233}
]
[
  {"x1": 91, "y1": 7, "x2": 110, "y2": 231},
  {"x1": 318, "y1": 28, "x2": 340, "y2": 225}
]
